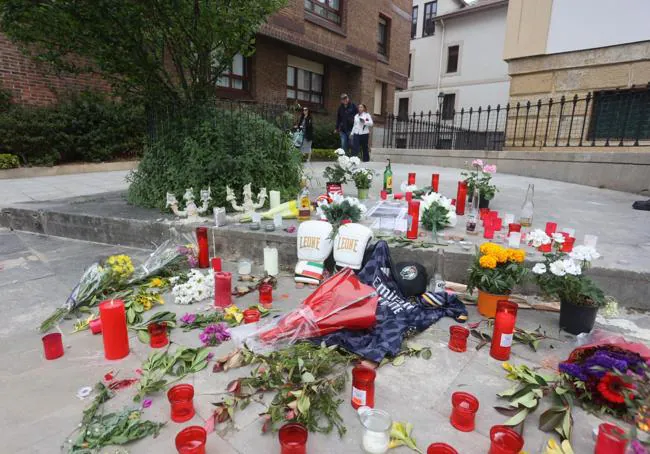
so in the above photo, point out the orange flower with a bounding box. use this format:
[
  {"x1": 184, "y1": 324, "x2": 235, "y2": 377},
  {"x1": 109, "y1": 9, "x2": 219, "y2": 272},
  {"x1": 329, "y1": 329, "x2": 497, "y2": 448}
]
[{"x1": 479, "y1": 255, "x2": 497, "y2": 269}]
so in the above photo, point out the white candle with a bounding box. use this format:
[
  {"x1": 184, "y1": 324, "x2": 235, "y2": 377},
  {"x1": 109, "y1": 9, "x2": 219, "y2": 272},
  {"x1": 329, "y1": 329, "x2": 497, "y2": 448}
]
[
  {"x1": 273, "y1": 213, "x2": 283, "y2": 228},
  {"x1": 362, "y1": 430, "x2": 390, "y2": 453},
  {"x1": 238, "y1": 260, "x2": 252, "y2": 275},
  {"x1": 583, "y1": 234, "x2": 598, "y2": 248},
  {"x1": 504, "y1": 213, "x2": 515, "y2": 225},
  {"x1": 508, "y1": 232, "x2": 521, "y2": 248},
  {"x1": 270, "y1": 190, "x2": 281, "y2": 209},
  {"x1": 252, "y1": 212, "x2": 262, "y2": 223},
  {"x1": 263, "y1": 247, "x2": 279, "y2": 276}
]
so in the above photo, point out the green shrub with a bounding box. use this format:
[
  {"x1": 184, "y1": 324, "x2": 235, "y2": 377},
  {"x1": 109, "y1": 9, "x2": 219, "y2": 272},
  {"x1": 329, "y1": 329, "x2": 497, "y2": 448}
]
[
  {"x1": 312, "y1": 121, "x2": 340, "y2": 149},
  {"x1": 0, "y1": 92, "x2": 145, "y2": 166},
  {"x1": 310, "y1": 148, "x2": 337, "y2": 161},
  {"x1": 0, "y1": 153, "x2": 20, "y2": 169},
  {"x1": 0, "y1": 88, "x2": 11, "y2": 110},
  {"x1": 127, "y1": 107, "x2": 303, "y2": 211}
]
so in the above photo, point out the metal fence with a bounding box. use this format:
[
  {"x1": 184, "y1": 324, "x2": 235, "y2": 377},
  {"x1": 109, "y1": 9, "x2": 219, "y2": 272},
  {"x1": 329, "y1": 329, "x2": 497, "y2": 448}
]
[{"x1": 383, "y1": 83, "x2": 650, "y2": 150}]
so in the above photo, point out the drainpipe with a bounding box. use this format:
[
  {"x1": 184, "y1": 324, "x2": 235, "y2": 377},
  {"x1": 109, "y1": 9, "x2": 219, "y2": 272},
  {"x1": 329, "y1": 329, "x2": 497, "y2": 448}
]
[{"x1": 436, "y1": 19, "x2": 446, "y2": 105}]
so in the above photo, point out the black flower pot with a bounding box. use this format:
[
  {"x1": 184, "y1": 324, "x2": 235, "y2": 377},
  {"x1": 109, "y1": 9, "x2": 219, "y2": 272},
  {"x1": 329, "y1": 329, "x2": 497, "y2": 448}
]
[
  {"x1": 478, "y1": 196, "x2": 491, "y2": 209},
  {"x1": 559, "y1": 299, "x2": 598, "y2": 335}
]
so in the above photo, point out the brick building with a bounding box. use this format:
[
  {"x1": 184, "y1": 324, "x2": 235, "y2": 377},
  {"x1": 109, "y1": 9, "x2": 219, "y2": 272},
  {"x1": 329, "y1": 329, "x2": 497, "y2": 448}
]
[{"x1": 1, "y1": 0, "x2": 411, "y2": 124}]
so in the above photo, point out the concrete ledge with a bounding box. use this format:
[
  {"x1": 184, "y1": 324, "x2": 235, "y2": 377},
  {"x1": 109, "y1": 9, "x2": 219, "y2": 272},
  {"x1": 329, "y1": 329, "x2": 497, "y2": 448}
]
[
  {"x1": 372, "y1": 148, "x2": 650, "y2": 194},
  {"x1": 0, "y1": 160, "x2": 139, "y2": 180},
  {"x1": 1, "y1": 192, "x2": 648, "y2": 309}
]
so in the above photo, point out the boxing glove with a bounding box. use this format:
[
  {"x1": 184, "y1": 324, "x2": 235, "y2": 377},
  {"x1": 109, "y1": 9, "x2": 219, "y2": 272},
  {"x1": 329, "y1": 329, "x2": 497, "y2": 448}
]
[
  {"x1": 333, "y1": 223, "x2": 373, "y2": 270},
  {"x1": 295, "y1": 220, "x2": 334, "y2": 285}
]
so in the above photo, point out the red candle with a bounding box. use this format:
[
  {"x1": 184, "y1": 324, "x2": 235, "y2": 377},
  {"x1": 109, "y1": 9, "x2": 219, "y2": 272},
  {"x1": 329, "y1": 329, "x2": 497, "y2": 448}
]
[
  {"x1": 479, "y1": 208, "x2": 490, "y2": 221},
  {"x1": 406, "y1": 192, "x2": 413, "y2": 202},
  {"x1": 431, "y1": 174, "x2": 440, "y2": 192},
  {"x1": 451, "y1": 198, "x2": 456, "y2": 206},
  {"x1": 494, "y1": 217, "x2": 503, "y2": 231},
  {"x1": 455, "y1": 181, "x2": 467, "y2": 215},
  {"x1": 538, "y1": 243, "x2": 552, "y2": 253},
  {"x1": 560, "y1": 236, "x2": 575, "y2": 252},
  {"x1": 489, "y1": 210, "x2": 499, "y2": 220},
  {"x1": 488, "y1": 425, "x2": 524, "y2": 454},
  {"x1": 351, "y1": 365, "x2": 376, "y2": 409},
  {"x1": 279, "y1": 423, "x2": 308, "y2": 454},
  {"x1": 545, "y1": 222, "x2": 557, "y2": 236},
  {"x1": 408, "y1": 172, "x2": 416, "y2": 185},
  {"x1": 427, "y1": 443, "x2": 458, "y2": 454},
  {"x1": 394, "y1": 193, "x2": 404, "y2": 200},
  {"x1": 42, "y1": 333, "x2": 64, "y2": 360},
  {"x1": 211, "y1": 257, "x2": 222, "y2": 272},
  {"x1": 380, "y1": 190, "x2": 387, "y2": 200},
  {"x1": 448, "y1": 326, "x2": 470, "y2": 352},
  {"x1": 406, "y1": 200, "x2": 420, "y2": 240},
  {"x1": 507, "y1": 223, "x2": 521, "y2": 237},
  {"x1": 595, "y1": 422, "x2": 628, "y2": 454},
  {"x1": 175, "y1": 426, "x2": 206, "y2": 454},
  {"x1": 89, "y1": 318, "x2": 102, "y2": 335},
  {"x1": 148, "y1": 322, "x2": 169, "y2": 348},
  {"x1": 243, "y1": 308, "x2": 261, "y2": 324},
  {"x1": 196, "y1": 227, "x2": 209, "y2": 269},
  {"x1": 484, "y1": 227, "x2": 495, "y2": 239},
  {"x1": 99, "y1": 299, "x2": 130, "y2": 360},
  {"x1": 490, "y1": 300, "x2": 518, "y2": 361},
  {"x1": 449, "y1": 392, "x2": 479, "y2": 432},
  {"x1": 259, "y1": 283, "x2": 273, "y2": 308},
  {"x1": 168, "y1": 384, "x2": 195, "y2": 423},
  {"x1": 214, "y1": 272, "x2": 232, "y2": 309}
]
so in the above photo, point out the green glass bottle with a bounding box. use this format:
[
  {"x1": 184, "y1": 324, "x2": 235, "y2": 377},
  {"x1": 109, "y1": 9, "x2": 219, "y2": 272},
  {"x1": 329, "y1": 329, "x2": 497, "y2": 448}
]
[{"x1": 383, "y1": 159, "x2": 393, "y2": 194}]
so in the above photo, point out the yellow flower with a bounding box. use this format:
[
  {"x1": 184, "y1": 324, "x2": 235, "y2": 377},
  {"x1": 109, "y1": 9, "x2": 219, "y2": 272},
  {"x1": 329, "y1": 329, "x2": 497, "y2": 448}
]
[
  {"x1": 502, "y1": 362, "x2": 514, "y2": 372},
  {"x1": 480, "y1": 242, "x2": 495, "y2": 255},
  {"x1": 224, "y1": 305, "x2": 244, "y2": 324},
  {"x1": 490, "y1": 247, "x2": 509, "y2": 264},
  {"x1": 149, "y1": 278, "x2": 165, "y2": 288},
  {"x1": 142, "y1": 299, "x2": 152, "y2": 311},
  {"x1": 479, "y1": 255, "x2": 497, "y2": 269},
  {"x1": 508, "y1": 249, "x2": 526, "y2": 263}
]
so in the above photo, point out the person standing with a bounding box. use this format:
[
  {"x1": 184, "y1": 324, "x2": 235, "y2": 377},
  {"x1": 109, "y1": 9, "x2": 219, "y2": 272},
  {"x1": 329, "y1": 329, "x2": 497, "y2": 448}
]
[
  {"x1": 351, "y1": 103, "x2": 373, "y2": 162},
  {"x1": 335, "y1": 93, "x2": 357, "y2": 154},
  {"x1": 296, "y1": 107, "x2": 314, "y2": 162}
]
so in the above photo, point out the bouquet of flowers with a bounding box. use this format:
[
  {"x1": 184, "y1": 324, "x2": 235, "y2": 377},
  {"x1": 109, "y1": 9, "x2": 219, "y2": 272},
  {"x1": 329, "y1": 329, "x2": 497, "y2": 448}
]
[
  {"x1": 323, "y1": 149, "x2": 359, "y2": 184},
  {"x1": 316, "y1": 194, "x2": 367, "y2": 231},
  {"x1": 419, "y1": 192, "x2": 457, "y2": 232},
  {"x1": 467, "y1": 243, "x2": 528, "y2": 295},
  {"x1": 462, "y1": 159, "x2": 498, "y2": 201},
  {"x1": 170, "y1": 269, "x2": 214, "y2": 305},
  {"x1": 351, "y1": 168, "x2": 375, "y2": 190}
]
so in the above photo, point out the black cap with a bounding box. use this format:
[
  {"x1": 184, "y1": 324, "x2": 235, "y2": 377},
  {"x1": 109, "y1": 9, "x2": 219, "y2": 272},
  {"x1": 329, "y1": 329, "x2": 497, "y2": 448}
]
[{"x1": 392, "y1": 262, "x2": 428, "y2": 297}]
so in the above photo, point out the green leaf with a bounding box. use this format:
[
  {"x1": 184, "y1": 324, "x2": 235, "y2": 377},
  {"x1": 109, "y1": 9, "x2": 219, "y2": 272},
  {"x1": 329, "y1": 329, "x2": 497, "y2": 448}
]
[
  {"x1": 137, "y1": 329, "x2": 150, "y2": 344},
  {"x1": 297, "y1": 395, "x2": 310, "y2": 415},
  {"x1": 127, "y1": 308, "x2": 136, "y2": 324},
  {"x1": 503, "y1": 408, "x2": 529, "y2": 426},
  {"x1": 392, "y1": 356, "x2": 406, "y2": 367},
  {"x1": 301, "y1": 372, "x2": 315, "y2": 383},
  {"x1": 554, "y1": 387, "x2": 568, "y2": 396},
  {"x1": 497, "y1": 385, "x2": 524, "y2": 398},
  {"x1": 510, "y1": 392, "x2": 538, "y2": 409},
  {"x1": 539, "y1": 408, "x2": 566, "y2": 432}
]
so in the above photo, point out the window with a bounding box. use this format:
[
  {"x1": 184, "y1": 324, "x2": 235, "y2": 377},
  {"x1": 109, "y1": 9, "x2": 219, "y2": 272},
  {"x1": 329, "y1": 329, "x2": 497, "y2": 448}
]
[
  {"x1": 217, "y1": 54, "x2": 249, "y2": 91},
  {"x1": 446, "y1": 45, "x2": 459, "y2": 73},
  {"x1": 378, "y1": 16, "x2": 390, "y2": 57},
  {"x1": 304, "y1": 0, "x2": 341, "y2": 25},
  {"x1": 408, "y1": 54, "x2": 412, "y2": 78},
  {"x1": 287, "y1": 57, "x2": 324, "y2": 106},
  {"x1": 442, "y1": 93, "x2": 455, "y2": 120},
  {"x1": 423, "y1": 1, "x2": 437, "y2": 37},
  {"x1": 374, "y1": 82, "x2": 386, "y2": 115},
  {"x1": 411, "y1": 6, "x2": 418, "y2": 38},
  {"x1": 589, "y1": 87, "x2": 650, "y2": 140},
  {"x1": 398, "y1": 98, "x2": 409, "y2": 120}
]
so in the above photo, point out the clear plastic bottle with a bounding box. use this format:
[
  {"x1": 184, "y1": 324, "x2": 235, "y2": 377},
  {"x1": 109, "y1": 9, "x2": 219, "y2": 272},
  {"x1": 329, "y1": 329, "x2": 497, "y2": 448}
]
[
  {"x1": 429, "y1": 248, "x2": 446, "y2": 294},
  {"x1": 519, "y1": 184, "x2": 535, "y2": 227},
  {"x1": 466, "y1": 188, "x2": 480, "y2": 235}
]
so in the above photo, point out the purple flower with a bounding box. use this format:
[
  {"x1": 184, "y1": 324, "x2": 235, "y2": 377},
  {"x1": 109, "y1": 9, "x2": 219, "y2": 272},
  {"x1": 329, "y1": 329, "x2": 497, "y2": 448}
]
[
  {"x1": 180, "y1": 313, "x2": 197, "y2": 325},
  {"x1": 559, "y1": 362, "x2": 588, "y2": 381},
  {"x1": 142, "y1": 399, "x2": 152, "y2": 409},
  {"x1": 199, "y1": 323, "x2": 231, "y2": 346},
  {"x1": 631, "y1": 440, "x2": 649, "y2": 454},
  {"x1": 207, "y1": 352, "x2": 214, "y2": 361},
  {"x1": 187, "y1": 256, "x2": 199, "y2": 268}
]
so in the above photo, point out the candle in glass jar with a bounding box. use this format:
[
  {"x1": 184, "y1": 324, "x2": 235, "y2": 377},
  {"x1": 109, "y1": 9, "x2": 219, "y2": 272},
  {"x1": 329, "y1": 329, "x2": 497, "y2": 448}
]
[
  {"x1": 196, "y1": 227, "x2": 209, "y2": 269},
  {"x1": 490, "y1": 300, "x2": 518, "y2": 361},
  {"x1": 270, "y1": 190, "x2": 282, "y2": 209},
  {"x1": 431, "y1": 174, "x2": 440, "y2": 193},
  {"x1": 211, "y1": 257, "x2": 222, "y2": 272},
  {"x1": 508, "y1": 231, "x2": 521, "y2": 248},
  {"x1": 99, "y1": 299, "x2": 130, "y2": 360},
  {"x1": 406, "y1": 200, "x2": 420, "y2": 240},
  {"x1": 408, "y1": 172, "x2": 416, "y2": 185},
  {"x1": 238, "y1": 260, "x2": 252, "y2": 275},
  {"x1": 363, "y1": 429, "x2": 390, "y2": 454},
  {"x1": 214, "y1": 272, "x2": 232, "y2": 309},
  {"x1": 455, "y1": 182, "x2": 467, "y2": 216},
  {"x1": 264, "y1": 247, "x2": 279, "y2": 276}
]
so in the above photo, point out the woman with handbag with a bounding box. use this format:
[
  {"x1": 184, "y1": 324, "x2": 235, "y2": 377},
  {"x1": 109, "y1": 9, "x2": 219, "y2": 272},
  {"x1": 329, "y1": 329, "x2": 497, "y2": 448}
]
[
  {"x1": 351, "y1": 103, "x2": 373, "y2": 162},
  {"x1": 294, "y1": 107, "x2": 314, "y2": 162}
]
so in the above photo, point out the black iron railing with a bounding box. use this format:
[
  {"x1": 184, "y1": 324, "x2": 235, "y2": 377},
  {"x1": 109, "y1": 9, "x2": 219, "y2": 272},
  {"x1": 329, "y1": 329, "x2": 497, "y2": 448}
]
[{"x1": 384, "y1": 83, "x2": 650, "y2": 150}]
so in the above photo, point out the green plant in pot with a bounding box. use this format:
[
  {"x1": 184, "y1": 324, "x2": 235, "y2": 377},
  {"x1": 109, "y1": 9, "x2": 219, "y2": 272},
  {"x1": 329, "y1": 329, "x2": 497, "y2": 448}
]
[
  {"x1": 461, "y1": 159, "x2": 498, "y2": 208},
  {"x1": 352, "y1": 167, "x2": 374, "y2": 200},
  {"x1": 532, "y1": 244, "x2": 605, "y2": 335}
]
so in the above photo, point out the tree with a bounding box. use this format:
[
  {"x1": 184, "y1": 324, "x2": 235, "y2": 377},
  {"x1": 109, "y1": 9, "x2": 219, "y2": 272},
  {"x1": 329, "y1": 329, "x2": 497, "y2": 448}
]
[{"x1": 0, "y1": 0, "x2": 286, "y2": 107}]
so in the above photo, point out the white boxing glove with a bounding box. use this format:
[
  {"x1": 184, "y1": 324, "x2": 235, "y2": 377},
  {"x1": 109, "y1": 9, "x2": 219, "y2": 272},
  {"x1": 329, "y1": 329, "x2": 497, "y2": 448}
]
[
  {"x1": 333, "y1": 223, "x2": 373, "y2": 270},
  {"x1": 295, "y1": 220, "x2": 334, "y2": 285}
]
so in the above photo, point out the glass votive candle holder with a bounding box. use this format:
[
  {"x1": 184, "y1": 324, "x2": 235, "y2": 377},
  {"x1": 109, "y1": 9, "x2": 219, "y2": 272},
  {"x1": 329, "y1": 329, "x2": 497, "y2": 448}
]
[
  {"x1": 175, "y1": 425, "x2": 206, "y2": 454},
  {"x1": 494, "y1": 217, "x2": 503, "y2": 231},
  {"x1": 380, "y1": 190, "x2": 387, "y2": 200},
  {"x1": 507, "y1": 223, "x2": 521, "y2": 236},
  {"x1": 450, "y1": 392, "x2": 479, "y2": 432},
  {"x1": 243, "y1": 308, "x2": 261, "y2": 324},
  {"x1": 595, "y1": 422, "x2": 628, "y2": 454},
  {"x1": 238, "y1": 259, "x2": 252, "y2": 275},
  {"x1": 211, "y1": 257, "x2": 222, "y2": 272},
  {"x1": 488, "y1": 425, "x2": 524, "y2": 454},
  {"x1": 259, "y1": 283, "x2": 273, "y2": 308},
  {"x1": 427, "y1": 443, "x2": 458, "y2": 454},
  {"x1": 448, "y1": 326, "x2": 470, "y2": 353},
  {"x1": 167, "y1": 384, "x2": 195, "y2": 423},
  {"x1": 89, "y1": 318, "x2": 102, "y2": 335},
  {"x1": 42, "y1": 332, "x2": 64, "y2": 360},
  {"x1": 148, "y1": 322, "x2": 169, "y2": 348},
  {"x1": 560, "y1": 236, "x2": 575, "y2": 252},
  {"x1": 538, "y1": 242, "x2": 552, "y2": 253},
  {"x1": 545, "y1": 222, "x2": 557, "y2": 236},
  {"x1": 352, "y1": 365, "x2": 377, "y2": 409},
  {"x1": 279, "y1": 422, "x2": 308, "y2": 454},
  {"x1": 479, "y1": 208, "x2": 490, "y2": 220},
  {"x1": 394, "y1": 193, "x2": 404, "y2": 200},
  {"x1": 360, "y1": 408, "x2": 392, "y2": 454}
]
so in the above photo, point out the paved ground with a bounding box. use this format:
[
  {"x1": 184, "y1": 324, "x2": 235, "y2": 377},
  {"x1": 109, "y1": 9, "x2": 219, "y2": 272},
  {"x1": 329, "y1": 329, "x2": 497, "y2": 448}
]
[{"x1": 2, "y1": 230, "x2": 648, "y2": 453}]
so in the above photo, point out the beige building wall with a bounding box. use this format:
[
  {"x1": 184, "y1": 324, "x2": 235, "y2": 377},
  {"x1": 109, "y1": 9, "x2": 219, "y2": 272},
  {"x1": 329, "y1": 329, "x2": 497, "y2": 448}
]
[{"x1": 503, "y1": 0, "x2": 552, "y2": 61}]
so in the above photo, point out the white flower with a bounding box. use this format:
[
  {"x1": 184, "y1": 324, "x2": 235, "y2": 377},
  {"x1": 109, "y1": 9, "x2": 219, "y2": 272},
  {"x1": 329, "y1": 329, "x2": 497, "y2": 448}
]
[
  {"x1": 528, "y1": 229, "x2": 552, "y2": 248},
  {"x1": 447, "y1": 210, "x2": 457, "y2": 227},
  {"x1": 367, "y1": 173, "x2": 373, "y2": 181},
  {"x1": 337, "y1": 155, "x2": 350, "y2": 168},
  {"x1": 335, "y1": 148, "x2": 345, "y2": 156},
  {"x1": 172, "y1": 269, "x2": 214, "y2": 305},
  {"x1": 400, "y1": 181, "x2": 419, "y2": 193},
  {"x1": 532, "y1": 263, "x2": 547, "y2": 274},
  {"x1": 564, "y1": 259, "x2": 582, "y2": 276},
  {"x1": 551, "y1": 233, "x2": 565, "y2": 244},
  {"x1": 569, "y1": 245, "x2": 601, "y2": 262},
  {"x1": 349, "y1": 156, "x2": 361, "y2": 166},
  {"x1": 549, "y1": 260, "x2": 566, "y2": 277}
]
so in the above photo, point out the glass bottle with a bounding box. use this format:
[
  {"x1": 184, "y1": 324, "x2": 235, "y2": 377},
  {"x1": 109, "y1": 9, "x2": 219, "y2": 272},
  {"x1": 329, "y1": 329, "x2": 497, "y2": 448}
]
[
  {"x1": 429, "y1": 249, "x2": 446, "y2": 294},
  {"x1": 465, "y1": 188, "x2": 480, "y2": 235},
  {"x1": 519, "y1": 184, "x2": 534, "y2": 227},
  {"x1": 297, "y1": 180, "x2": 311, "y2": 222},
  {"x1": 383, "y1": 159, "x2": 393, "y2": 194}
]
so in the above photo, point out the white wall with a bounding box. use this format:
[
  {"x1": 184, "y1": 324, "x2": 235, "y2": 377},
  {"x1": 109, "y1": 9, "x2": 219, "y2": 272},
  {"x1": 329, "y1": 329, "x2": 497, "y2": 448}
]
[{"x1": 547, "y1": 0, "x2": 650, "y2": 55}]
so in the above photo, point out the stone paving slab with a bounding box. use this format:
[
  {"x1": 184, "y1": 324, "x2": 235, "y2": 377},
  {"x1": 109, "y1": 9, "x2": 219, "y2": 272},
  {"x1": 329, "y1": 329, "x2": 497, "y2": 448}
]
[{"x1": 1, "y1": 232, "x2": 647, "y2": 453}]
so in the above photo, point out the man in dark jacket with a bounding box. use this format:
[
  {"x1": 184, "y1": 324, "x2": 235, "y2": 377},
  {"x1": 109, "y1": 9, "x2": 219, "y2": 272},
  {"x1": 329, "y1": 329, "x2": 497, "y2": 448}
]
[{"x1": 335, "y1": 93, "x2": 357, "y2": 154}]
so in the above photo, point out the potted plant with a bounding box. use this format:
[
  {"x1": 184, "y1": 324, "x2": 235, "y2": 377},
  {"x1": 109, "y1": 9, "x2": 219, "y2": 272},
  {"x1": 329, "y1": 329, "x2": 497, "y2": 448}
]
[
  {"x1": 352, "y1": 168, "x2": 374, "y2": 200},
  {"x1": 532, "y1": 242, "x2": 604, "y2": 335},
  {"x1": 467, "y1": 243, "x2": 528, "y2": 317},
  {"x1": 419, "y1": 191, "x2": 457, "y2": 239},
  {"x1": 316, "y1": 194, "x2": 367, "y2": 234},
  {"x1": 323, "y1": 149, "x2": 358, "y2": 194},
  {"x1": 462, "y1": 159, "x2": 498, "y2": 208}
]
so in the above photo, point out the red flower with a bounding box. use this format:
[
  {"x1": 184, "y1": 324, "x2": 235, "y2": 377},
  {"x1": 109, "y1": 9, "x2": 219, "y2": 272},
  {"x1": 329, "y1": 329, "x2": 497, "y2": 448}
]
[{"x1": 597, "y1": 373, "x2": 634, "y2": 404}]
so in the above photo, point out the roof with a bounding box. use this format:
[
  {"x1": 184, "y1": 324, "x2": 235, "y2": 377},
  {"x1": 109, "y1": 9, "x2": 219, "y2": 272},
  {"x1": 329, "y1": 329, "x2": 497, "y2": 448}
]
[{"x1": 435, "y1": 0, "x2": 508, "y2": 21}]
